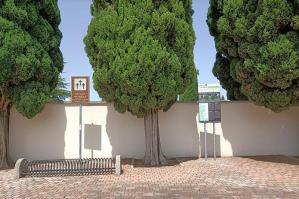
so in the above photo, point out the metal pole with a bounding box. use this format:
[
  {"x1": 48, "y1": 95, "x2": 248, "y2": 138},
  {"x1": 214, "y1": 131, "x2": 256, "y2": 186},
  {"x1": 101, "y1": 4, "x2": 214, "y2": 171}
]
[
  {"x1": 213, "y1": 122, "x2": 216, "y2": 160},
  {"x1": 204, "y1": 122, "x2": 207, "y2": 160},
  {"x1": 79, "y1": 103, "x2": 82, "y2": 159}
]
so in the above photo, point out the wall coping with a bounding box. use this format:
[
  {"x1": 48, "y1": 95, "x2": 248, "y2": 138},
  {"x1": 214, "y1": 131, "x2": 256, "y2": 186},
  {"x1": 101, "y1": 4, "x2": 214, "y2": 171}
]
[
  {"x1": 47, "y1": 100, "x2": 299, "y2": 108},
  {"x1": 50, "y1": 100, "x2": 243, "y2": 105}
]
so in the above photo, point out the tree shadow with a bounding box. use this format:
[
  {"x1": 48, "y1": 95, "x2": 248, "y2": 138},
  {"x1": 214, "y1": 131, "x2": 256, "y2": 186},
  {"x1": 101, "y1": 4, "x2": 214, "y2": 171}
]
[
  {"x1": 221, "y1": 102, "x2": 299, "y2": 157},
  {"x1": 159, "y1": 103, "x2": 200, "y2": 158},
  {"x1": 105, "y1": 103, "x2": 200, "y2": 159},
  {"x1": 132, "y1": 158, "x2": 182, "y2": 168},
  {"x1": 242, "y1": 155, "x2": 299, "y2": 165},
  {"x1": 9, "y1": 104, "x2": 67, "y2": 161},
  {"x1": 105, "y1": 104, "x2": 144, "y2": 158}
]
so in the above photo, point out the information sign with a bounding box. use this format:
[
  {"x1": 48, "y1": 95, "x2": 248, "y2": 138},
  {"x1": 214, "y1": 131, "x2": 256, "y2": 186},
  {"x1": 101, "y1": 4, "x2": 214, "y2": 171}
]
[{"x1": 71, "y1": 76, "x2": 90, "y2": 103}]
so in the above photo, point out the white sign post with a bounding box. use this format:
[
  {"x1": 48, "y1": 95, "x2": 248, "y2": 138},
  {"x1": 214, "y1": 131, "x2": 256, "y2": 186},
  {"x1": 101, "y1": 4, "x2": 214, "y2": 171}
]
[
  {"x1": 198, "y1": 83, "x2": 221, "y2": 161},
  {"x1": 71, "y1": 76, "x2": 90, "y2": 159}
]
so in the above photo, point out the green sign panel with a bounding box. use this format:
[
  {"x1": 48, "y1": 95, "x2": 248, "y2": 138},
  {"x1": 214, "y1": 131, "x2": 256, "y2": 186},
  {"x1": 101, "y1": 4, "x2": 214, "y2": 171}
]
[
  {"x1": 199, "y1": 103, "x2": 209, "y2": 122},
  {"x1": 198, "y1": 83, "x2": 221, "y2": 123}
]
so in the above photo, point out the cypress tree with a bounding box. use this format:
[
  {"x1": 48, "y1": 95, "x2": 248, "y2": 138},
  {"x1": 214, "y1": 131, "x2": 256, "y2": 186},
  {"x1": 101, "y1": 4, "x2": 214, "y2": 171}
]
[
  {"x1": 0, "y1": 0, "x2": 63, "y2": 167},
  {"x1": 208, "y1": 0, "x2": 299, "y2": 112},
  {"x1": 85, "y1": 0, "x2": 195, "y2": 165}
]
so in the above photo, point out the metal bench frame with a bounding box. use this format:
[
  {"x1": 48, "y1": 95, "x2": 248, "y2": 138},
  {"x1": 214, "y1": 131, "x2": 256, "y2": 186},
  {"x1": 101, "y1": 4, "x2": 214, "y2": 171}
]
[{"x1": 15, "y1": 155, "x2": 121, "y2": 178}]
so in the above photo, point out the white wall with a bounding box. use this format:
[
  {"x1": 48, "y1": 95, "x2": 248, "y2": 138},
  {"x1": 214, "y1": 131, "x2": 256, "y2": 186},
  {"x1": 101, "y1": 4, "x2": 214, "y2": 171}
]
[{"x1": 9, "y1": 102, "x2": 299, "y2": 161}]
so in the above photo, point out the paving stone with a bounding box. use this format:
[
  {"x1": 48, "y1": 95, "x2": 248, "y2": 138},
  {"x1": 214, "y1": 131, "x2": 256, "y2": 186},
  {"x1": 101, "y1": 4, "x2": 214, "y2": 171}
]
[{"x1": 0, "y1": 156, "x2": 298, "y2": 198}]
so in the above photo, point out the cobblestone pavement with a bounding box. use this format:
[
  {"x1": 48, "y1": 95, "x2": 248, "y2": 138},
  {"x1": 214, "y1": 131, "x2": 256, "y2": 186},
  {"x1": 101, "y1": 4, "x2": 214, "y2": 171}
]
[{"x1": 0, "y1": 156, "x2": 298, "y2": 199}]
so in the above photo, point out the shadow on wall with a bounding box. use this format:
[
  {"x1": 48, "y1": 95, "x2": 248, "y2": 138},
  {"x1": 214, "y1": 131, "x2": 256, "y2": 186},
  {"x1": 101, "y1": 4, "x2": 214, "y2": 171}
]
[
  {"x1": 221, "y1": 102, "x2": 299, "y2": 157},
  {"x1": 106, "y1": 104, "x2": 145, "y2": 158},
  {"x1": 84, "y1": 124, "x2": 101, "y2": 158},
  {"x1": 200, "y1": 131, "x2": 221, "y2": 158},
  {"x1": 158, "y1": 103, "x2": 200, "y2": 158},
  {"x1": 9, "y1": 104, "x2": 67, "y2": 161},
  {"x1": 105, "y1": 103, "x2": 200, "y2": 159}
]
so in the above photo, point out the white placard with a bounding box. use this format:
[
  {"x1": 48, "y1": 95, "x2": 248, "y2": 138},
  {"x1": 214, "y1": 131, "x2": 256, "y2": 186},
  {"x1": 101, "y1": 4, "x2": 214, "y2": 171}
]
[{"x1": 74, "y1": 78, "x2": 87, "y2": 91}]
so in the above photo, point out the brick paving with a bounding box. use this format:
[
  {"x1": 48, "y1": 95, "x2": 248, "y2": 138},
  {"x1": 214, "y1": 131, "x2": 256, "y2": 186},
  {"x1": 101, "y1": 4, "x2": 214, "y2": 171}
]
[{"x1": 0, "y1": 156, "x2": 298, "y2": 199}]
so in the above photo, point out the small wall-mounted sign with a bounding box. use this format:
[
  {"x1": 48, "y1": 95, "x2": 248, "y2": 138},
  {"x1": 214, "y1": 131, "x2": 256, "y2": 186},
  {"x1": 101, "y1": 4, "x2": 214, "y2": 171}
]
[{"x1": 71, "y1": 76, "x2": 90, "y2": 103}]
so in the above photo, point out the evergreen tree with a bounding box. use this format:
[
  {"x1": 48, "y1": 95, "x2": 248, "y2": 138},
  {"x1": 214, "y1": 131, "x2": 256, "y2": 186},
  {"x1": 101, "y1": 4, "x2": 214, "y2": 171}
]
[
  {"x1": 50, "y1": 75, "x2": 71, "y2": 102},
  {"x1": 85, "y1": 0, "x2": 195, "y2": 165},
  {"x1": 208, "y1": 0, "x2": 299, "y2": 112},
  {"x1": 179, "y1": 70, "x2": 198, "y2": 102},
  {"x1": 0, "y1": 0, "x2": 63, "y2": 168}
]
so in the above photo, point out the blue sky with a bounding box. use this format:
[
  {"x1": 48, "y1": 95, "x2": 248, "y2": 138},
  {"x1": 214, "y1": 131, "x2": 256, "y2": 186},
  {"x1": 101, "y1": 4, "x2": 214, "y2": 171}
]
[{"x1": 58, "y1": 0, "x2": 220, "y2": 101}]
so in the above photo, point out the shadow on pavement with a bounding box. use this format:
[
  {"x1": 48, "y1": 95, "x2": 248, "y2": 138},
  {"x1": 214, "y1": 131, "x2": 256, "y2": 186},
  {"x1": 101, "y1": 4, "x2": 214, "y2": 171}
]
[
  {"x1": 242, "y1": 155, "x2": 299, "y2": 165},
  {"x1": 132, "y1": 157, "x2": 199, "y2": 168}
]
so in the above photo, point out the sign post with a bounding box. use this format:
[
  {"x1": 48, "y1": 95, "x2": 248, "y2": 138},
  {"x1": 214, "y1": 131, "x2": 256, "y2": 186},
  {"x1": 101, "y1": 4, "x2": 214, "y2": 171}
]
[
  {"x1": 204, "y1": 122, "x2": 207, "y2": 160},
  {"x1": 213, "y1": 122, "x2": 216, "y2": 160},
  {"x1": 198, "y1": 84, "x2": 221, "y2": 161},
  {"x1": 79, "y1": 103, "x2": 82, "y2": 159},
  {"x1": 71, "y1": 76, "x2": 90, "y2": 159}
]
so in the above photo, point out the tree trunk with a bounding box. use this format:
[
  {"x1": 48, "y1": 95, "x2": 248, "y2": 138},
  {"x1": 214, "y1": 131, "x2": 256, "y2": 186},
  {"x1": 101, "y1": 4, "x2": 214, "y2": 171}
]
[
  {"x1": 144, "y1": 109, "x2": 167, "y2": 166},
  {"x1": 0, "y1": 107, "x2": 10, "y2": 169}
]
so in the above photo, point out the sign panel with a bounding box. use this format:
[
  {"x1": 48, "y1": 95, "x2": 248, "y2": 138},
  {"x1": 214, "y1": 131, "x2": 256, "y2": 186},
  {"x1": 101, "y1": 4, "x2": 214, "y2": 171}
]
[
  {"x1": 74, "y1": 78, "x2": 87, "y2": 91},
  {"x1": 71, "y1": 76, "x2": 90, "y2": 103},
  {"x1": 199, "y1": 103, "x2": 209, "y2": 122},
  {"x1": 208, "y1": 102, "x2": 221, "y2": 122},
  {"x1": 198, "y1": 83, "x2": 221, "y2": 122},
  {"x1": 198, "y1": 92, "x2": 220, "y2": 103}
]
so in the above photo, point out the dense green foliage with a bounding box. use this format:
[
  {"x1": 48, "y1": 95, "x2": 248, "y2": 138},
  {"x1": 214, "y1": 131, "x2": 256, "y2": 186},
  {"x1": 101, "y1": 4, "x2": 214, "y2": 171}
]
[
  {"x1": 85, "y1": 0, "x2": 196, "y2": 117},
  {"x1": 179, "y1": 70, "x2": 198, "y2": 101},
  {"x1": 208, "y1": 0, "x2": 299, "y2": 112},
  {"x1": 50, "y1": 76, "x2": 71, "y2": 102},
  {"x1": 0, "y1": 0, "x2": 63, "y2": 118}
]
